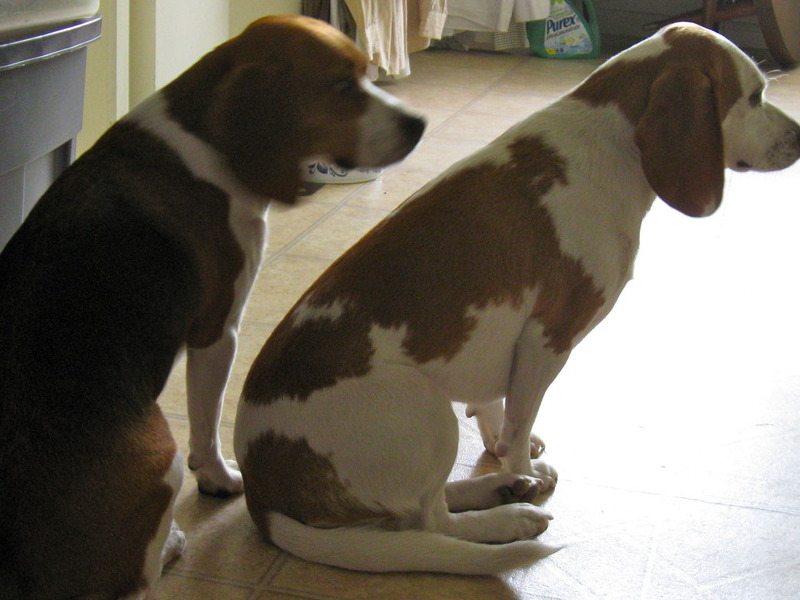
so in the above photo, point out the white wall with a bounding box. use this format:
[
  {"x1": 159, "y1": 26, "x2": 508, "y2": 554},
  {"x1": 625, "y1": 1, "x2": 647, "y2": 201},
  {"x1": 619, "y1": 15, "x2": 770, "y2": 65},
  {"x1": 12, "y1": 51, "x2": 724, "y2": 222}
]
[
  {"x1": 130, "y1": 0, "x2": 230, "y2": 107},
  {"x1": 77, "y1": 0, "x2": 129, "y2": 154},
  {"x1": 231, "y1": 0, "x2": 302, "y2": 35},
  {"x1": 154, "y1": 0, "x2": 230, "y2": 87},
  {"x1": 128, "y1": 0, "x2": 155, "y2": 111}
]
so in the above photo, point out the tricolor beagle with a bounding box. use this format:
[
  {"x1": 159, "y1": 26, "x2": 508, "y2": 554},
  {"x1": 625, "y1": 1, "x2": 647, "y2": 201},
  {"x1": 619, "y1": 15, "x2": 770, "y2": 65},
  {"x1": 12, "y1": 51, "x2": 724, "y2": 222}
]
[
  {"x1": 0, "y1": 15, "x2": 423, "y2": 599},
  {"x1": 234, "y1": 23, "x2": 800, "y2": 575}
]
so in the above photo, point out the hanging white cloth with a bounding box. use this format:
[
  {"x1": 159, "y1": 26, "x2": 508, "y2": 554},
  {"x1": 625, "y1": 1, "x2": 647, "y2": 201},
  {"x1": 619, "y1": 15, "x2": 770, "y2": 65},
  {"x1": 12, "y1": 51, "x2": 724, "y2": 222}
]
[{"x1": 344, "y1": 0, "x2": 447, "y2": 77}]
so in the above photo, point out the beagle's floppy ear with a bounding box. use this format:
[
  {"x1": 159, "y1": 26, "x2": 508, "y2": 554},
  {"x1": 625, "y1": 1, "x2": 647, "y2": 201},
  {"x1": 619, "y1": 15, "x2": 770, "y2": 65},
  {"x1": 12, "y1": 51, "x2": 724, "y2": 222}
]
[
  {"x1": 635, "y1": 66, "x2": 724, "y2": 217},
  {"x1": 208, "y1": 62, "x2": 301, "y2": 204}
]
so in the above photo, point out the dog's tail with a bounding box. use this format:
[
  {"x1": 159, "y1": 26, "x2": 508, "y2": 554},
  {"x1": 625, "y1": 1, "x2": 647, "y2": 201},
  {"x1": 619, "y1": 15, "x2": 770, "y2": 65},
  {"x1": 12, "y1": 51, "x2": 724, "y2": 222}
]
[{"x1": 268, "y1": 512, "x2": 560, "y2": 575}]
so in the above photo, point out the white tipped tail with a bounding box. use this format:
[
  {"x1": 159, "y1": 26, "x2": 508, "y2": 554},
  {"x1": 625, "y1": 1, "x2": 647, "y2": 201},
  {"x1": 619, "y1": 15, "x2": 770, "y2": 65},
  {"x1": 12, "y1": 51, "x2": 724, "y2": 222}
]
[{"x1": 269, "y1": 512, "x2": 560, "y2": 575}]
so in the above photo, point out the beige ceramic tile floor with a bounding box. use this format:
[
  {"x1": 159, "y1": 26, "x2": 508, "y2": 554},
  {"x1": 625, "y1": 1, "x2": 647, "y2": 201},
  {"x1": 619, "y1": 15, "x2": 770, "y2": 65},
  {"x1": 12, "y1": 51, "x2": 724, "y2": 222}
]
[{"x1": 155, "y1": 46, "x2": 800, "y2": 599}]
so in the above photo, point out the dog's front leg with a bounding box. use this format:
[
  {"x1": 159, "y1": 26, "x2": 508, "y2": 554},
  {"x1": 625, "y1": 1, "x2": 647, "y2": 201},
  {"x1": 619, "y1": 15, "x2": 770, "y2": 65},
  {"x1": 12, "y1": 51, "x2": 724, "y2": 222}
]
[
  {"x1": 467, "y1": 400, "x2": 547, "y2": 458},
  {"x1": 186, "y1": 327, "x2": 243, "y2": 495},
  {"x1": 496, "y1": 319, "x2": 568, "y2": 487}
]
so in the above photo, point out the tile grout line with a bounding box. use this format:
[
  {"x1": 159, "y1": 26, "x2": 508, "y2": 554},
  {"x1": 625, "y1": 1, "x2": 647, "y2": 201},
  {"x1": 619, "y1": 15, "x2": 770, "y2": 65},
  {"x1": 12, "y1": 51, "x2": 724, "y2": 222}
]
[
  {"x1": 262, "y1": 181, "x2": 374, "y2": 267},
  {"x1": 159, "y1": 568, "x2": 256, "y2": 595},
  {"x1": 254, "y1": 553, "x2": 345, "y2": 600},
  {"x1": 419, "y1": 53, "x2": 536, "y2": 140},
  {"x1": 638, "y1": 518, "x2": 662, "y2": 600},
  {"x1": 257, "y1": 550, "x2": 289, "y2": 588}
]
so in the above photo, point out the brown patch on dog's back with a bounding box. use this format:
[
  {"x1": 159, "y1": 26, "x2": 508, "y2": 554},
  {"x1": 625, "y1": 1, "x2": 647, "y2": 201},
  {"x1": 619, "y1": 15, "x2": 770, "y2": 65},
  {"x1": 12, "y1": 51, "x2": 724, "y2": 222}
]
[
  {"x1": 244, "y1": 136, "x2": 605, "y2": 406},
  {"x1": 243, "y1": 304, "x2": 374, "y2": 403}
]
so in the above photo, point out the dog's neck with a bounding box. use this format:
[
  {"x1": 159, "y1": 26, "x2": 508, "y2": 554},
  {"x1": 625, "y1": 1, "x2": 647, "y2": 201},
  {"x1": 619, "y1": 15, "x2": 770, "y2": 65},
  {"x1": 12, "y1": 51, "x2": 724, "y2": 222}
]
[
  {"x1": 497, "y1": 100, "x2": 656, "y2": 304},
  {"x1": 126, "y1": 93, "x2": 273, "y2": 213}
]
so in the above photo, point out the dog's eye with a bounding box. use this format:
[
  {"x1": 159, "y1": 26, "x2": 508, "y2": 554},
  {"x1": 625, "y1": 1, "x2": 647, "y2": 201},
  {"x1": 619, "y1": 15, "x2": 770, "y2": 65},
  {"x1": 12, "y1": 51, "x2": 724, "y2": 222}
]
[
  {"x1": 749, "y1": 88, "x2": 764, "y2": 107},
  {"x1": 334, "y1": 77, "x2": 358, "y2": 94}
]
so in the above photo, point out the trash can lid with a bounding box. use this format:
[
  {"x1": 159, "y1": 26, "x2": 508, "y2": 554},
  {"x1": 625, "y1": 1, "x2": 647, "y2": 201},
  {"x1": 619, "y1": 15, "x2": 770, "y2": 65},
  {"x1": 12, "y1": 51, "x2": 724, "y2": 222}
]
[{"x1": 0, "y1": 16, "x2": 101, "y2": 71}]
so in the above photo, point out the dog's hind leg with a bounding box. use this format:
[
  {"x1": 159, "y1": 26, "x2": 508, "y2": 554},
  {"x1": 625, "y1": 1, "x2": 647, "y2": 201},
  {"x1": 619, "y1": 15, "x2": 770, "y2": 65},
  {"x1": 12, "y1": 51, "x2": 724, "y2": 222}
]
[
  {"x1": 117, "y1": 447, "x2": 186, "y2": 600},
  {"x1": 445, "y1": 472, "x2": 546, "y2": 512},
  {"x1": 161, "y1": 519, "x2": 187, "y2": 567},
  {"x1": 406, "y1": 397, "x2": 553, "y2": 544}
]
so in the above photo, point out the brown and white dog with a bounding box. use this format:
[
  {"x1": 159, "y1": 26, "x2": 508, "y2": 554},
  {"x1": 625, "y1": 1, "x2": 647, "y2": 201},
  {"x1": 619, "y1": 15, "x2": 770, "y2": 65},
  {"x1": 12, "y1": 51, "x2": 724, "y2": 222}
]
[
  {"x1": 0, "y1": 15, "x2": 423, "y2": 600},
  {"x1": 234, "y1": 23, "x2": 800, "y2": 575}
]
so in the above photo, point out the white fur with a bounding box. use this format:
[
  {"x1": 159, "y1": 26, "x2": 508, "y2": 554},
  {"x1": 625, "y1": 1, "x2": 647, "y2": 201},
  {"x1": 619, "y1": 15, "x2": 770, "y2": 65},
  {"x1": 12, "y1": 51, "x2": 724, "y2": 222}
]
[
  {"x1": 236, "y1": 23, "x2": 800, "y2": 575},
  {"x1": 723, "y1": 96, "x2": 800, "y2": 172},
  {"x1": 713, "y1": 34, "x2": 800, "y2": 173},
  {"x1": 420, "y1": 297, "x2": 537, "y2": 402},
  {"x1": 268, "y1": 512, "x2": 559, "y2": 575},
  {"x1": 293, "y1": 297, "x2": 348, "y2": 326}
]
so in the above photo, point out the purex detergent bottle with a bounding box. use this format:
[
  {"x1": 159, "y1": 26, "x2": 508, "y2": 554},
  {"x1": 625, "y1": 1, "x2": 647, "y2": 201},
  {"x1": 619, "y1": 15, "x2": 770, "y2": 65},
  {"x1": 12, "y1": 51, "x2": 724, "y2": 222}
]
[{"x1": 527, "y1": 0, "x2": 601, "y2": 59}]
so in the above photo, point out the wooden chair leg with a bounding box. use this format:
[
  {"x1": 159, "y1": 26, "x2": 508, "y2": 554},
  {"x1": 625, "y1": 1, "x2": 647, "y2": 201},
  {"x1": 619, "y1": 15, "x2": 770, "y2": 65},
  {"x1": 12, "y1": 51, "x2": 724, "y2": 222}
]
[{"x1": 703, "y1": 0, "x2": 719, "y2": 29}]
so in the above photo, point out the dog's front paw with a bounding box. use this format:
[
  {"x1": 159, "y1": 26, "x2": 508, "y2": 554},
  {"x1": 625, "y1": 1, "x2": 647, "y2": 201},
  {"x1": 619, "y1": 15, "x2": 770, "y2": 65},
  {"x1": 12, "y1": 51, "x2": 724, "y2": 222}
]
[
  {"x1": 497, "y1": 475, "x2": 546, "y2": 504},
  {"x1": 190, "y1": 458, "x2": 244, "y2": 496},
  {"x1": 531, "y1": 459, "x2": 558, "y2": 494}
]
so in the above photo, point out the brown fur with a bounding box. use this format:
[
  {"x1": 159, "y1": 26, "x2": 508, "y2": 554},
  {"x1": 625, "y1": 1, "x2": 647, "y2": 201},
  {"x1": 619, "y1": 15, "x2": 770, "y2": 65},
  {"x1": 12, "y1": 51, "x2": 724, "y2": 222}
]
[
  {"x1": 243, "y1": 136, "x2": 604, "y2": 411},
  {"x1": 243, "y1": 432, "x2": 393, "y2": 540}
]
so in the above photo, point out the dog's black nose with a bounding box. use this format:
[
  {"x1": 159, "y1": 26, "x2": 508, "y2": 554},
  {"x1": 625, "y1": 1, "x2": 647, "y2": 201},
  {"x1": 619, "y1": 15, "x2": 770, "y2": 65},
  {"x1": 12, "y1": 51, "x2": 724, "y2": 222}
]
[{"x1": 402, "y1": 114, "x2": 426, "y2": 145}]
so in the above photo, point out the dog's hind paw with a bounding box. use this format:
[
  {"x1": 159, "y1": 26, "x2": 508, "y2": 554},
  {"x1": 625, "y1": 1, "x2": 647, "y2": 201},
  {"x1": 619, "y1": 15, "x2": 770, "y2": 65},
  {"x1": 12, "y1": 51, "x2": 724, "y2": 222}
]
[
  {"x1": 161, "y1": 520, "x2": 187, "y2": 567},
  {"x1": 191, "y1": 458, "x2": 244, "y2": 496},
  {"x1": 531, "y1": 460, "x2": 558, "y2": 494},
  {"x1": 528, "y1": 433, "x2": 546, "y2": 458},
  {"x1": 492, "y1": 503, "x2": 553, "y2": 541}
]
